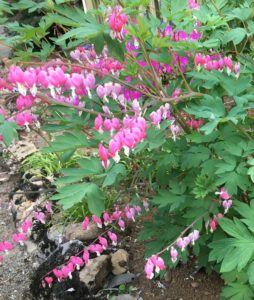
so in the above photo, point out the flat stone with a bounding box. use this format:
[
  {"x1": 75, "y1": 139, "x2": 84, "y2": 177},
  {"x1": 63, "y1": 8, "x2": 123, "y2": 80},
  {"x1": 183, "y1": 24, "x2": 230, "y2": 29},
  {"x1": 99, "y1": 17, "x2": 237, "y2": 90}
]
[
  {"x1": 65, "y1": 222, "x2": 101, "y2": 241},
  {"x1": 191, "y1": 281, "x2": 199, "y2": 288},
  {"x1": 108, "y1": 273, "x2": 139, "y2": 288},
  {"x1": 79, "y1": 255, "x2": 111, "y2": 291},
  {"x1": 114, "y1": 295, "x2": 141, "y2": 300},
  {"x1": 111, "y1": 249, "x2": 129, "y2": 275},
  {"x1": 47, "y1": 224, "x2": 64, "y2": 244},
  {"x1": 25, "y1": 240, "x2": 37, "y2": 254}
]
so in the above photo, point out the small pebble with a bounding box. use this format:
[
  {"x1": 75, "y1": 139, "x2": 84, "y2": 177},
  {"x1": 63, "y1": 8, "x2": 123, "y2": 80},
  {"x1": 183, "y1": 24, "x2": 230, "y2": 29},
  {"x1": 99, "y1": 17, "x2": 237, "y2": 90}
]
[{"x1": 191, "y1": 282, "x2": 199, "y2": 288}]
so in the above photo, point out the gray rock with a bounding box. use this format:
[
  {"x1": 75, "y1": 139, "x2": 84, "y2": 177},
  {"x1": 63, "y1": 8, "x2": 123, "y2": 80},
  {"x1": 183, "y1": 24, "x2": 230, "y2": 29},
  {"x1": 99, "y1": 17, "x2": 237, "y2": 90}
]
[
  {"x1": 65, "y1": 222, "x2": 101, "y2": 241},
  {"x1": 25, "y1": 240, "x2": 37, "y2": 254},
  {"x1": 111, "y1": 249, "x2": 129, "y2": 275},
  {"x1": 108, "y1": 273, "x2": 140, "y2": 288},
  {"x1": 47, "y1": 224, "x2": 64, "y2": 244},
  {"x1": 114, "y1": 295, "x2": 142, "y2": 300},
  {"x1": 79, "y1": 255, "x2": 111, "y2": 290}
]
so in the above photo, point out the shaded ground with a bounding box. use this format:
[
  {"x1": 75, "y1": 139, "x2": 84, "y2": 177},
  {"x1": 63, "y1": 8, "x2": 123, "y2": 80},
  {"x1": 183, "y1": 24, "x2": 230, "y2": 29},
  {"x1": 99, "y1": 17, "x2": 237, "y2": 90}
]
[
  {"x1": 0, "y1": 168, "x2": 33, "y2": 300},
  {"x1": 127, "y1": 222, "x2": 223, "y2": 300}
]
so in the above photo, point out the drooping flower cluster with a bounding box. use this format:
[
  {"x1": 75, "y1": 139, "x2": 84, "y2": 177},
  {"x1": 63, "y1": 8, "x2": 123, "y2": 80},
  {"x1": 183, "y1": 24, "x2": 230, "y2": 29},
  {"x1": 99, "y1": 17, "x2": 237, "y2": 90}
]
[
  {"x1": 216, "y1": 187, "x2": 232, "y2": 214},
  {"x1": 96, "y1": 115, "x2": 147, "y2": 167},
  {"x1": 150, "y1": 103, "x2": 171, "y2": 128},
  {"x1": 209, "y1": 187, "x2": 232, "y2": 232},
  {"x1": 144, "y1": 229, "x2": 200, "y2": 279},
  {"x1": 70, "y1": 45, "x2": 123, "y2": 76},
  {"x1": 162, "y1": 24, "x2": 201, "y2": 42},
  {"x1": 209, "y1": 213, "x2": 224, "y2": 232},
  {"x1": 0, "y1": 201, "x2": 53, "y2": 263},
  {"x1": 41, "y1": 203, "x2": 146, "y2": 287},
  {"x1": 194, "y1": 53, "x2": 241, "y2": 77},
  {"x1": 145, "y1": 255, "x2": 166, "y2": 279},
  {"x1": 108, "y1": 5, "x2": 128, "y2": 41},
  {"x1": 188, "y1": 0, "x2": 200, "y2": 10}
]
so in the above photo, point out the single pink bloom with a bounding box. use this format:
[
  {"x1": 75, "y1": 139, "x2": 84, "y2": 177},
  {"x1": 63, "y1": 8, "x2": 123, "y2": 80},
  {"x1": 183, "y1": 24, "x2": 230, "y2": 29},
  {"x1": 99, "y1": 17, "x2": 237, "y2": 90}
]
[
  {"x1": 89, "y1": 244, "x2": 104, "y2": 256},
  {"x1": 144, "y1": 259, "x2": 154, "y2": 279},
  {"x1": 170, "y1": 247, "x2": 178, "y2": 263},
  {"x1": 44, "y1": 276, "x2": 53, "y2": 288},
  {"x1": 108, "y1": 231, "x2": 117, "y2": 246},
  {"x1": 53, "y1": 269, "x2": 63, "y2": 282},
  {"x1": 83, "y1": 249, "x2": 90, "y2": 264},
  {"x1": 34, "y1": 211, "x2": 46, "y2": 224},
  {"x1": 20, "y1": 219, "x2": 33, "y2": 233},
  {"x1": 82, "y1": 216, "x2": 90, "y2": 230},
  {"x1": 222, "y1": 199, "x2": 233, "y2": 214},
  {"x1": 103, "y1": 212, "x2": 111, "y2": 226},
  {"x1": 118, "y1": 219, "x2": 125, "y2": 231},
  {"x1": 0, "y1": 241, "x2": 13, "y2": 253},
  {"x1": 99, "y1": 236, "x2": 108, "y2": 250},
  {"x1": 92, "y1": 215, "x2": 103, "y2": 228},
  {"x1": 70, "y1": 256, "x2": 84, "y2": 270},
  {"x1": 12, "y1": 233, "x2": 27, "y2": 245}
]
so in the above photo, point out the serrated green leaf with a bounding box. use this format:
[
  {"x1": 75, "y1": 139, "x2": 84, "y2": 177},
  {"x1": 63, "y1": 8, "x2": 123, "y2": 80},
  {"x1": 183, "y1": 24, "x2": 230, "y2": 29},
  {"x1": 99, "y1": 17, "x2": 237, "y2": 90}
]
[
  {"x1": 247, "y1": 261, "x2": 254, "y2": 285},
  {"x1": 223, "y1": 28, "x2": 247, "y2": 45},
  {"x1": 0, "y1": 121, "x2": 18, "y2": 146},
  {"x1": 51, "y1": 182, "x2": 104, "y2": 215},
  {"x1": 103, "y1": 164, "x2": 127, "y2": 187},
  {"x1": 42, "y1": 131, "x2": 90, "y2": 153},
  {"x1": 221, "y1": 283, "x2": 254, "y2": 300}
]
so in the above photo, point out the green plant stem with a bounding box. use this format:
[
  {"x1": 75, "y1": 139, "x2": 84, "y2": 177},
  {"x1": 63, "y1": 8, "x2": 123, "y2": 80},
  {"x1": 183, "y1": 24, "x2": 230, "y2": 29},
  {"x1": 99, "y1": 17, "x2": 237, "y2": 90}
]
[
  {"x1": 36, "y1": 92, "x2": 108, "y2": 117},
  {"x1": 169, "y1": 47, "x2": 192, "y2": 93},
  {"x1": 209, "y1": 0, "x2": 238, "y2": 54},
  {"x1": 137, "y1": 40, "x2": 193, "y2": 132},
  {"x1": 17, "y1": 61, "x2": 204, "y2": 104},
  {"x1": 17, "y1": 60, "x2": 162, "y2": 102},
  {"x1": 231, "y1": 122, "x2": 253, "y2": 141},
  {"x1": 156, "y1": 200, "x2": 217, "y2": 256},
  {"x1": 138, "y1": 39, "x2": 165, "y2": 99}
]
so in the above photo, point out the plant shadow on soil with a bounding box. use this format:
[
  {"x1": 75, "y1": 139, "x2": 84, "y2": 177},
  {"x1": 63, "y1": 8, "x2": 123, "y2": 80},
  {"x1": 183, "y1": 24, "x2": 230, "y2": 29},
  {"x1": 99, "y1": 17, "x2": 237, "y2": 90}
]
[
  {"x1": 125, "y1": 221, "x2": 223, "y2": 300},
  {"x1": 0, "y1": 164, "x2": 223, "y2": 300}
]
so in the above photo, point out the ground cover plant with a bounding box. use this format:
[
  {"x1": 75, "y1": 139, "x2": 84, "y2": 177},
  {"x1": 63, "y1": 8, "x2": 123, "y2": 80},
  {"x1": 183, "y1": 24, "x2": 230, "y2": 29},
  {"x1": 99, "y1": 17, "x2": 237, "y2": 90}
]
[{"x1": 1, "y1": 0, "x2": 254, "y2": 298}]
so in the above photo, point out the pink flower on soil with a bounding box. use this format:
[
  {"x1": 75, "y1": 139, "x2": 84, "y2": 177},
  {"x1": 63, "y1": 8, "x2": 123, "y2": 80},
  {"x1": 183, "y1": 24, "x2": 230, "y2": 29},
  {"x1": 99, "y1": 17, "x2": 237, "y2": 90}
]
[
  {"x1": 150, "y1": 255, "x2": 166, "y2": 273},
  {"x1": 34, "y1": 211, "x2": 46, "y2": 224},
  {"x1": 144, "y1": 259, "x2": 154, "y2": 279},
  {"x1": 12, "y1": 233, "x2": 27, "y2": 246},
  {"x1": 62, "y1": 262, "x2": 75, "y2": 279},
  {"x1": 99, "y1": 236, "x2": 108, "y2": 250},
  {"x1": 70, "y1": 256, "x2": 84, "y2": 270},
  {"x1": 170, "y1": 246, "x2": 178, "y2": 263},
  {"x1": 92, "y1": 215, "x2": 103, "y2": 228},
  {"x1": 89, "y1": 244, "x2": 104, "y2": 256},
  {"x1": 53, "y1": 268, "x2": 63, "y2": 282},
  {"x1": 108, "y1": 231, "x2": 118, "y2": 246},
  {"x1": 0, "y1": 241, "x2": 13, "y2": 253},
  {"x1": 118, "y1": 219, "x2": 125, "y2": 231},
  {"x1": 83, "y1": 249, "x2": 90, "y2": 263},
  {"x1": 20, "y1": 219, "x2": 33, "y2": 233},
  {"x1": 103, "y1": 212, "x2": 111, "y2": 226},
  {"x1": 44, "y1": 276, "x2": 53, "y2": 288},
  {"x1": 82, "y1": 216, "x2": 90, "y2": 230}
]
